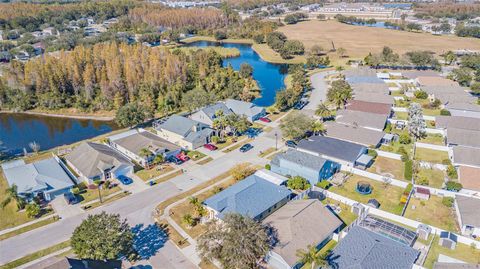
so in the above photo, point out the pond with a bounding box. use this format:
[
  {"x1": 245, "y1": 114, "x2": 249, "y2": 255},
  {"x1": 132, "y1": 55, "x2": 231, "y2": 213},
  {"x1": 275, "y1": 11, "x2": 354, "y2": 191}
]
[
  {"x1": 0, "y1": 113, "x2": 118, "y2": 157},
  {"x1": 184, "y1": 41, "x2": 288, "y2": 107},
  {"x1": 349, "y1": 21, "x2": 400, "y2": 30}
]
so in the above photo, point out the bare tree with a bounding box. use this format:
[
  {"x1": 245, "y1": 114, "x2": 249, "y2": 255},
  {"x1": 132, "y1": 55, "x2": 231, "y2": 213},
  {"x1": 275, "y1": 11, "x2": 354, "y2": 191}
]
[
  {"x1": 382, "y1": 176, "x2": 392, "y2": 189},
  {"x1": 28, "y1": 141, "x2": 40, "y2": 154},
  {"x1": 407, "y1": 103, "x2": 426, "y2": 140}
]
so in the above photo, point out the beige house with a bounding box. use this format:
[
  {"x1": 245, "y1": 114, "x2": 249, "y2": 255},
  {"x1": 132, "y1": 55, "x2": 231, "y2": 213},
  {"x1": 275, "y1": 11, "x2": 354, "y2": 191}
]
[{"x1": 155, "y1": 115, "x2": 214, "y2": 150}]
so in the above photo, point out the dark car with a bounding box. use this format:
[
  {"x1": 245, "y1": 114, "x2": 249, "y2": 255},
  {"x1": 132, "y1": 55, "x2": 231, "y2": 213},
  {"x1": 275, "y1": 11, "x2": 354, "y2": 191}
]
[
  {"x1": 294, "y1": 100, "x2": 308, "y2": 110},
  {"x1": 167, "y1": 156, "x2": 183, "y2": 165},
  {"x1": 285, "y1": 140, "x2": 297, "y2": 148},
  {"x1": 239, "y1": 143, "x2": 254, "y2": 152},
  {"x1": 204, "y1": 143, "x2": 218, "y2": 151},
  {"x1": 64, "y1": 192, "x2": 78, "y2": 205},
  {"x1": 117, "y1": 175, "x2": 133, "y2": 185}
]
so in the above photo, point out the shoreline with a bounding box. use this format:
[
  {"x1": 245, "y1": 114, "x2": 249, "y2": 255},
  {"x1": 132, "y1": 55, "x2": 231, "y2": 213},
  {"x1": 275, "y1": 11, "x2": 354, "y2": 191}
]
[{"x1": 0, "y1": 110, "x2": 115, "y2": 121}]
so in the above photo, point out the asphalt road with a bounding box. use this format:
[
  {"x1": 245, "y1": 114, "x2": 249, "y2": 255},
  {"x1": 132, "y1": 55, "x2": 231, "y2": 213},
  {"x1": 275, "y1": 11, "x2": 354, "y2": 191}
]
[
  {"x1": 303, "y1": 71, "x2": 334, "y2": 112},
  {"x1": 0, "y1": 133, "x2": 274, "y2": 266}
]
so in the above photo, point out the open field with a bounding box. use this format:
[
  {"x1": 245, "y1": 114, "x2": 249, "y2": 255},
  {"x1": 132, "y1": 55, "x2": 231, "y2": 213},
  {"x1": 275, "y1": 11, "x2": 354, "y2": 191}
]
[
  {"x1": 404, "y1": 196, "x2": 458, "y2": 233},
  {"x1": 368, "y1": 157, "x2": 405, "y2": 180},
  {"x1": 279, "y1": 20, "x2": 480, "y2": 59}
]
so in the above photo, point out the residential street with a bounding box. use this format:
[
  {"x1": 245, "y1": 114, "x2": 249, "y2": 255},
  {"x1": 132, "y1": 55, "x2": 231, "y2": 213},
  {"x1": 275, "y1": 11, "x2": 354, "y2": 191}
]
[
  {"x1": 303, "y1": 70, "x2": 334, "y2": 112},
  {"x1": 0, "y1": 132, "x2": 275, "y2": 266}
]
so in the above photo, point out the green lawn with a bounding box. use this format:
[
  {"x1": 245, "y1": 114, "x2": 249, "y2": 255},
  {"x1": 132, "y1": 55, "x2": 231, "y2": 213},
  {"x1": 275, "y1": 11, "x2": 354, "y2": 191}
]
[
  {"x1": 329, "y1": 175, "x2": 404, "y2": 215},
  {"x1": 258, "y1": 147, "x2": 276, "y2": 158},
  {"x1": 367, "y1": 157, "x2": 405, "y2": 180},
  {"x1": 414, "y1": 148, "x2": 449, "y2": 164},
  {"x1": 187, "y1": 151, "x2": 206, "y2": 161},
  {"x1": 77, "y1": 183, "x2": 121, "y2": 204},
  {"x1": 424, "y1": 237, "x2": 480, "y2": 268},
  {"x1": 135, "y1": 164, "x2": 174, "y2": 181},
  {"x1": 416, "y1": 168, "x2": 445, "y2": 188},
  {"x1": 0, "y1": 240, "x2": 71, "y2": 269},
  {"x1": 197, "y1": 157, "x2": 213, "y2": 165},
  {"x1": 404, "y1": 196, "x2": 458, "y2": 233},
  {"x1": 419, "y1": 134, "x2": 445, "y2": 146},
  {"x1": 83, "y1": 191, "x2": 130, "y2": 210},
  {"x1": 0, "y1": 216, "x2": 59, "y2": 241},
  {"x1": 394, "y1": 112, "x2": 408, "y2": 120}
]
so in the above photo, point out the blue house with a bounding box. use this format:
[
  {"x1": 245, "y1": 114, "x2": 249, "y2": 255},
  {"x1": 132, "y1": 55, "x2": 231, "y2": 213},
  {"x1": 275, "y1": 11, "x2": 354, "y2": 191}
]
[
  {"x1": 270, "y1": 149, "x2": 340, "y2": 186},
  {"x1": 203, "y1": 173, "x2": 292, "y2": 221}
]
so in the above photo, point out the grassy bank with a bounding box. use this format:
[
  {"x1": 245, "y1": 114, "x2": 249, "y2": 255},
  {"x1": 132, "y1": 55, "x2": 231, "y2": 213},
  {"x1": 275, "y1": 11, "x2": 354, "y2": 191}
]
[
  {"x1": 175, "y1": 46, "x2": 240, "y2": 58},
  {"x1": 0, "y1": 241, "x2": 70, "y2": 269},
  {"x1": 0, "y1": 216, "x2": 59, "y2": 241},
  {"x1": 251, "y1": 43, "x2": 306, "y2": 64}
]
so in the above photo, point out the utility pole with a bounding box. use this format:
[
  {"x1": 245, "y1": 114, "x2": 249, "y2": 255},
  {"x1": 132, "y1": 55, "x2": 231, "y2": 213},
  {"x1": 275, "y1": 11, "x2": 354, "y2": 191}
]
[{"x1": 275, "y1": 132, "x2": 278, "y2": 150}]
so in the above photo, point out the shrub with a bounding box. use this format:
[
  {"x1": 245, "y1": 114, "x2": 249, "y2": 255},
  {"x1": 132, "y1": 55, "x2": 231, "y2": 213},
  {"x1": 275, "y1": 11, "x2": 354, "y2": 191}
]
[
  {"x1": 440, "y1": 109, "x2": 451, "y2": 116},
  {"x1": 446, "y1": 165, "x2": 458, "y2": 179},
  {"x1": 72, "y1": 187, "x2": 81, "y2": 195},
  {"x1": 398, "y1": 146, "x2": 409, "y2": 162},
  {"x1": 367, "y1": 149, "x2": 378, "y2": 159},
  {"x1": 286, "y1": 176, "x2": 311, "y2": 190},
  {"x1": 230, "y1": 163, "x2": 256, "y2": 181},
  {"x1": 445, "y1": 181, "x2": 462, "y2": 192},
  {"x1": 399, "y1": 133, "x2": 412, "y2": 144},
  {"x1": 442, "y1": 197, "x2": 454, "y2": 207},
  {"x1": 253, "y1": 34, "x2": 264, "y2": 44},
  {"x1": 211, "y1": 135, "x2": 220, "y2": 144},
  {"x1": 420, "y1": 201, "x2": 426, "y2": 206},
  {"x1": 25, "y1": 202, "x2": 41, "y2": 218},
  {"x1": 384, "y1": 123, "x2": 392, "y2": 133},
  {"x1": 414, "y1": 90, "x2": 428, "y2": 99},
  {"x1": 264, "y1": 164, "x2": 271, "y2": 170},
  {"x1": 400, "y1": 195, "x2": 408, "y2": 204},
  {"x1": 416, "y1": 176, "x2": 429, "y2": 186},
  {"x1": 404, "y1": 183, "x2": 413, "y2": 195},
  {"x1": 442, "y1": 159, "x2": 451, "y2": 165},
  {"x1": 316, "y1": 180, "x2": 331, "y2": 189},
  {"x1": 214, "y1": 30, "x2": 226, "y2": 40}
]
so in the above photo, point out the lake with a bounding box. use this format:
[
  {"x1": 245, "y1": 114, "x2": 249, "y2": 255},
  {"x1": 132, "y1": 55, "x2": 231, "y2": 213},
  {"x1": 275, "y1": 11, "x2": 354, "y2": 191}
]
[
  {"x1": 349, "y1": 21, "x2": 400, "y2": 30},
  {"x1": 184, "y1": 41, "x2": 288, "y2": 107},
  {"x1": 0, "y1": 113, "x2": 118, "y2": 157}
]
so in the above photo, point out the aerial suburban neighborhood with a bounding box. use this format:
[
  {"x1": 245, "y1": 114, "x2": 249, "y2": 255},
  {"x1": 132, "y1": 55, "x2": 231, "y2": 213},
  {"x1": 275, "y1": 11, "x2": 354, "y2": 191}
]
[{"x1": 0, "y1": 0, "x2": 479, "y2": 269}]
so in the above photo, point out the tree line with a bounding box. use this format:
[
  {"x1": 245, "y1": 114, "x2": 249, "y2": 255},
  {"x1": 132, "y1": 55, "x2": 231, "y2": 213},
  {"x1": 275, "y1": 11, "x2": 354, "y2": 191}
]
[
  {"x1": 0, "y1": 42, "x2": 259, "y2": 116},
  {"x1": 364, "y1": 46, "x2": 440, "y2": 69},
  {"x1": 414, "y1": 3, "x2": 480, "y2": 20}
]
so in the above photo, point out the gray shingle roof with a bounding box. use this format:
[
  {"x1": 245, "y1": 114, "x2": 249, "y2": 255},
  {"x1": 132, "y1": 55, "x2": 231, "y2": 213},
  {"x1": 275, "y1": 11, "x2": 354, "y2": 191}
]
[
  {"x1": 225, "y1": 99, "x2": 265, "y2": 118},
  {"x1": 2, "y1": 158, "x2": 74, "y2": 195},
  {"x1": 110, "y1": 130, "x2": 180, "y2": 156},
  {"x1": 330, "y1": 226, "x2": 419, "y2": 269},
  {"x1": 434, "y1": 263, "x2": 480, "y2": 269},
  {"x1": 343, "y1": 67, "x2": 378, "y2": 79},
  {"x1": 200, "y1": 102, "x2": 233, "y2": 120},
  {"x1": 401, "y1": 70, "x2": 440, "y2": 79},
  {"x1": 347, "y1": 77, "x2": 385, "y2": 85},
  {"x1": 297, "y1": 136, "x2": 365, "y2": 164},
  {"x1": 436, "y1": 116, "x2": 480, "y2": 131},
  {"x1": 354, "y1": 93, "x2": 394, "y2": 105},
  {"x1": 351, "y1": 83, "x2": 390, "y2": 94},
  {"x1": 336, "y1": 110, "x2": 388, "y2": 130},
  {"x1": 452, "y1": 146, "x2": 480, "y2": 167},
  {"x1": 203, "y1": 174, "x2": 292, "y2": 220},
  {"x1": 324, "y1": 122, "x2": 385, "y2": 147},
  {"x1": 447, "y1": 103, "x2": 480, "y2": 112},
  {"x1": 271, "y1": 149, "x2": 328, "y2": 172},
  {"x1": 158, "y1": 115, "x2": 209, "y2": 137},
  {"x1": 263, "y1": 199, "x2": 342, "y2": 267},
  {"x1": 65, "y1": 142, "x2": 133, "y2": 178},
  {"x1": 456, "y1": 195, "x2": 480, "y2": 228},
  {"x1": 446, "y1": 128, "x2": 480, "y2": 148}
]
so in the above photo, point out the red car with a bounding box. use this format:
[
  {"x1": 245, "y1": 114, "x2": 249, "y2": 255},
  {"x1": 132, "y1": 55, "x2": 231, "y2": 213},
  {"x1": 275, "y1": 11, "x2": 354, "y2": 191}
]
[
  {"x1": 176, "y1": 152, "x2": 190, "y2": 162},
  {"x1": 259, "y1": 117, "x2": 271, "y2": 123},
  {"x1": 204, "y1": 143, "x2": 218, "y2": 151}
]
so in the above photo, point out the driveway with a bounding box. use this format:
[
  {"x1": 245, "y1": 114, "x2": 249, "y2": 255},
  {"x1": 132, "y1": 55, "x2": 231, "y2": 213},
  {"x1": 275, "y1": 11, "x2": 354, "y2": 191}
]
[
  {"x1": 50, "y1": 196, "x2": 84, "y2": 219},
  {"x1": 304, "y1": 71, "x2": 335, "y2": 112}
]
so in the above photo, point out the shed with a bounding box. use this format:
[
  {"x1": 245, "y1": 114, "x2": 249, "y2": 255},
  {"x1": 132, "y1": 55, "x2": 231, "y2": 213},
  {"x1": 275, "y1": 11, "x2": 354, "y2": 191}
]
[
  {"x1": 382, "y1": 133, "x2": 395, "y2": 144},
  {"x1": 414, "y1": 187, "x2": 431, "y2": 200},
  {"x1": 416, "y1": 224, "x2": 432, "y2": 241},
  {"x1": 367, "y1": 199, "x2": 381, "y2": 208},
  {"x1": 355, "y1": 154, "x2": 374, "y2": 170},
  {"x1": 439, "y1": 231, "x2": 457, "y2": 250},
  {"x1": 351, "y1": 203, "x2": 366, "y2": 216}
]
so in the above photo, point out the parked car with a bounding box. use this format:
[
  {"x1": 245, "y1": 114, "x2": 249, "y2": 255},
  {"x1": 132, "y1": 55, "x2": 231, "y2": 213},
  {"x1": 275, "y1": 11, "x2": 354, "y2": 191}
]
[
  {"x1": 117, "y1": 175, "x2": 133, "y2": 185},
  {"x1": 294, "y1": 100, "x2": 308, "y2": 110},
  {"x1": 167, "y1": 156, "x2": 183, "y2": 165},
  {"x1": 64, "y1": 192, "x2": 78, "y2": 205},
  {"x1": 239, "y1": 143, "x2": 254, "y2": 152},
  {"x1": 176, "y1": 152, "x2": 190, "y2": 162},
  {"x1": 204, "y1": 143, "x2": 218, "y2": 151},
  {"x1": 259, "y1": 117, "x2": 271, "y2": 123},
  {"x1": 245, "y1": 128, "x2": 261, "y2": 138},
  {"x1": 285, "y1": 140, "x2": 297, "y2": 148}
]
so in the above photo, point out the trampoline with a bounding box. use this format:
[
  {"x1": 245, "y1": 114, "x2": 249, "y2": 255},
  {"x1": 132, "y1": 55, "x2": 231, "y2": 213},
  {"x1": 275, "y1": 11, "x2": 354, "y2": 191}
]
[{"x1": 356, "y1": 181, "x2": 372, "y2": 195}]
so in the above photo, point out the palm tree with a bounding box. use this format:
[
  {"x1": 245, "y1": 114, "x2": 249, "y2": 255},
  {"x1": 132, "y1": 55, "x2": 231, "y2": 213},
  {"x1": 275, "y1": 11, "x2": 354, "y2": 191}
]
[
  {"x1": 139, "y1": 148, "x2": 153, "y2": 168},
  {"x1": 315, "y1": 102, "x2": 332, "y2": 120},
  {"x1": 153, "y1": 154, "x2": 164, "y2": 165},
  {"x1": 312, "y1": 121, "x2": 326, "y2": 136},
  {"x1": 296, "y1": 245, "x2": 328, "y2": 269},
  {"x1": 1, "y1": 184, "x2": 26, "y2": 210},
  {"x1": 182, "y1": 214, "x2": 195, "y2": 228}
]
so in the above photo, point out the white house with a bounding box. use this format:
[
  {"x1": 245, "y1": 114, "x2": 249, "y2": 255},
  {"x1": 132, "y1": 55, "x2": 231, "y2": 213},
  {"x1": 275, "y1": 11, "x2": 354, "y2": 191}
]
[{"x1": 155, "y1": 115, "x2": 214, "y2": 150}]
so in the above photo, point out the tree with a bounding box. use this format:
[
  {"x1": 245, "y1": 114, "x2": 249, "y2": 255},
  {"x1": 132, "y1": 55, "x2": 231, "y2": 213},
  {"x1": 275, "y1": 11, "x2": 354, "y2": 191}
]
[
  {"x1": 471, "y1": 82, "x2": 480, "y2": 94},
  {"x1": 182, "y1": 214, "x2": 195, "y2": 227},
  {"x1": 283, "y1": 40, "x2": 305, "y2": 55},
  {"x1": 310, "y1": 45, "x2": 324, "y2": 56},
  {"x1": 214, "y1": 30, "x2": 226, "y2": 40},
  {"x1": 408, "y1": 103, "x2": 426, "y2": 140},
  {"x1": 1, "y1": 184, "x2": 25, "y2": 210},
  {"x1": 414, "y1": 90, "x2": 428, "y2": 99},
  {"x1": 336, "y1": 47, "x2": 347, "y2": 58},
  {"x1": 239, "y1": 63, "x2": 253, "y2": 78},
  {"x1": 311, "y1": 121, "x2": 325, "y2": 135},
  {"x1": 443, "y1": 51, "x2": 457, "y2": 65},
  {"x1": 451, "y1": 67, "x2": 473, "y2": 87},
  {"x1": 71, "y1": 212, "x2": 134, "y2": 260},
  {"x1": 287, "y1": 176, "x2": 311, "y2": 190},
  {"x1": 153, "y1": 154, "x2": 164, "y2": 165},
  {"x1": 197, "y1": 213, "x2": 271, "y2": 269},
  {"x1": 296, "y1": 244, "x2": 328, "y2": 269},
  {"x1": 139, "y1": 148, "x2": 152, "y2": 158},
  {"x1": 445, "y1": 181, "x2": 462, "y2": 192},
  {"x1": 399, "y1": 133, "x2": 412, "y2": 144},
  {"x1": 406, "y1": 51, "x2": 439, "y2": 67},
  {"x1": 280, "y1": 111, "x2": 314, "y2": 139},
  {"x1": 115, "y1": 103, "x2": 147, "y2": 128},
  {"x1": 28, "y1": 141, "x2": 40, "y2": 154},
  {"x1": 327, "y1": 80, "x2": 352, "y2": 109},
  {"x1": 315, "y1": 102, "x2": 333, "y2": 120},
  {"x1": 25, "y1": 202, "x2": 40, "y2": 218},
  {"x1": 253, "y1": 34, "x2": 264, "y2": 44}
]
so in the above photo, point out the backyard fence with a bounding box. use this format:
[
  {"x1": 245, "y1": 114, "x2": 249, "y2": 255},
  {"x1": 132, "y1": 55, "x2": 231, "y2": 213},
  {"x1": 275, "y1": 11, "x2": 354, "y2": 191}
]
[
  {"x1": 377, "y1": 150, "x2": 402, "y2": 160},
  {"x1": 415, "y1": 142, "x2": 449, "y2": 152}
]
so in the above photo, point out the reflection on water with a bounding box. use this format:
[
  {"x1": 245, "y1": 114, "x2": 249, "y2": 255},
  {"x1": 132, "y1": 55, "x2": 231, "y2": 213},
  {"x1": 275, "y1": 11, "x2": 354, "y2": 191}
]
[
  {"x1": 0, "y1": 113, "x2": 118, "y2": 156},
  {"x1": 184, "y1": 41, "x2": 288, "y2": 107}
]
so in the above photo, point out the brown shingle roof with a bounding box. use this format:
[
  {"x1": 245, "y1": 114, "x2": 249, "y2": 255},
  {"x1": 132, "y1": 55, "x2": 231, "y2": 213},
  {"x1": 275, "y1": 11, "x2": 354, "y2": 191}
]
[
  {"x1": 346, "y1": 100, "x2": 392, "y2": 115},
  {"x1": 324, "y1": 122, "x2": 385, "y2": 147},
  {"x1": 336, "y1": 109, "x2": 388, "y2": 131},
  {"x1": 458, "y1": 166, "x2": 480, "y2": 191},
  {"x1": 354, "y1": 92, "x2": 394, "y2": 105},
  {"x1": 416, "y1": 76, "x2": 457, "y2": 86}
]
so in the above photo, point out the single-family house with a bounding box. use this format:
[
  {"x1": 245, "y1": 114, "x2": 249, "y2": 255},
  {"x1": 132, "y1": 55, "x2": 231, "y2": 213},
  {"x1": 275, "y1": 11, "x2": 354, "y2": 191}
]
[
  {"x1": 65, "y1": 142, "x2": 133, "y2": 184},
  {"x1": 345, "y1": 100, "x2": 392, "y2": 116},
  {"x1": 351, "y1": 83, "x2": 390, "y2": 94},
  {"x1": 270, "y1": 149, "x2": 340, "y2": 185},
  {"x1": 401, "y1": 70, "x2": 440, "y2": 80},
  {"x1": 346, "y1": 76, "x2": 385, "y2": 85},
  {"x1": 1, "y1": 157, "x2": 75, "y2": 201},
  {"x1": 353, "y1": 92, "x2": 394, "y2": 105},
  {"x1": 330, "y1": 225, "x2": 419, "y2": 269},
  {"x1": 324, "y1": 122, "x2": 385, "y2": 147},
  {"x1": 108, "y1": 129, "x2": 181, "y2": 168},
  {"x1": 414, "y1": 187, "x2": 430, "y2": 200},
  {"x1": 225, "y1": 99, "x2": 266, "y2": 122},
  {"x1": 202, "y1": 173, "x2": 292, "y2": 221},
  {"x1": 447, "y1": 103, "x2": 480, "y2": 119},
  {"x1": 296, "y1": 136, "x2": 371, "y2": 168},
  {"x1": 455, "y1": 196, "x2": 480, "y2": 237},
  {"x1": 155, "y1": 115, "x2": 214, "y2": 150},
  {"x1": 416, "y1": 76, "x2": 457, "y2": 87},
  {"x1": 336, "y1": 110, "x2": 388, "y2": 131},
  {"x1": 458, "y1": 166, "x2": 480, "y2": 192},
  {"x1": 189, "y1": 102, "x2": 233, "y2": 127},
  {"x1": 263, "y1": 199, "x2": 342, "y2": 269},
  {"x1": 44, "y1": 258, "x2": 122, "y2": 269},
  {"x1": 42, "y1": 27, "x2": 57, "y2": 36},
  {"x1": 343, "y1": 67, "x2": 378, "y2": 79},
  {"x1": 452, "y1": 146, "x2": 480, "y2": 169},
  {"x1": 446, "y1": 128, "x2": 480, "y2": 148},
  {"x1": 435, "y1": 116, "x2": 480, "y2": 132}
]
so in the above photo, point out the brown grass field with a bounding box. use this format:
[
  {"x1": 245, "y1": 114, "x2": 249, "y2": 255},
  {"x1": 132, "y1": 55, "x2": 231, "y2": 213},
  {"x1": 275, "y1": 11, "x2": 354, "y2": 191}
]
[{"x1": 279, "y1": 20, "x2": 480, "y2": 59}]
